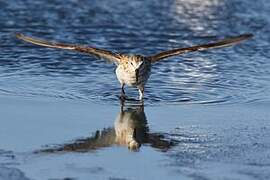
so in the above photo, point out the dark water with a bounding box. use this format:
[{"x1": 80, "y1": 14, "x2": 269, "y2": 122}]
[{"x1": 1, "y1": 0, "x2": 270, "y2": 105}]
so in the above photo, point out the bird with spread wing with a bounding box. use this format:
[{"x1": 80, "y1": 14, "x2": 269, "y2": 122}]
[{"x1": 16, "y1": 33, "x2": 253, "y2": 101}]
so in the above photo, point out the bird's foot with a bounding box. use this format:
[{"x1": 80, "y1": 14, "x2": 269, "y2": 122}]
[
  {"x1": 139, "y1": 98, "x2": 144, "y2": 105},
  {"x1": 119, "y1": 95, "x2": 139, "y2": 102},
  {"x1": 119, "y1": 94, "x2": 128, "y2": 101},
  {"x1": 138, "y1": 95, "x2": 145, "y2": 105}
]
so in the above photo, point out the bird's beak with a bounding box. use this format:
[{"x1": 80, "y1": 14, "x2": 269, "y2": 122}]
[{"x1": 135, "y1": 69, "x2": 139, "y2": 82}]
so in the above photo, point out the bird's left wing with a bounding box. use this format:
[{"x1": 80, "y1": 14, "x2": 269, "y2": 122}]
[
  {"x1": 16, "y1": 33, "x2": 122, "y2": 63},
  {"x1": 148, "y1": 34, "x2": 253, "y2": 63}
]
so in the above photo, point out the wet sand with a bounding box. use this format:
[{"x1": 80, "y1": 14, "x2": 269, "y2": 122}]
[{"x1": 1, "y1": 95, "x2": 270, "y2": 180}]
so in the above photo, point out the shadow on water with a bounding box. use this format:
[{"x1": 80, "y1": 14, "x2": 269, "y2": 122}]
[{"x1": 36, "y1": 102, "x2": 178, "y2": 153}]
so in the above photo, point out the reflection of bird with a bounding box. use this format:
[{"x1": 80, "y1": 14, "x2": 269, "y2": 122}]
[
  {"x1": 16, "y1": 33, "x2": 252, "y2": 100},
  {"x1": 115, "y1": 105, "x2": 147, "y2": 150},
  {"x1": 37, "y1": 104, "x2": 175, "y2": 152}
]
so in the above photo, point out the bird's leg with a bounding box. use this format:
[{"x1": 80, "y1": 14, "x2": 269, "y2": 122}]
[
  {"x1": 120, "y1": 96, "x2": 125, "y2": 111},
  {"x1": 120, "y1": 84, "x2": 127, "y2": 101},
  {"x1": 138, "y1": 86, "x2": 144, "y2": 101},
  {"x1": 120, "y1": 100, "x2": 124, "y2": 113}
]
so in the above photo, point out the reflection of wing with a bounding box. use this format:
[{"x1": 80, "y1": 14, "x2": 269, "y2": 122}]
[
  {"x1": 37, "y1": 128, "x2": 116, "y2": 153},
  {"x1": 147, "y1": 133, "x2": 178, "y2": 152},
  {"x1": 16, "y1": 33, "x2": 122, "y2": 63},
  {"x1": 148, "y1": 34, "x2": 253, "y2": 62}
]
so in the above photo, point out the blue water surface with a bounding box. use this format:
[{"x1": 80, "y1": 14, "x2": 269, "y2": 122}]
[{"x1": 0, "y1": 0, "x2": 269, "y2": 105}]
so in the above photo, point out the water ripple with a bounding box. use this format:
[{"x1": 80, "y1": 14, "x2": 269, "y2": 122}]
[{"x1": 0, "y1": 0, "x2": 269, "y2": 105}]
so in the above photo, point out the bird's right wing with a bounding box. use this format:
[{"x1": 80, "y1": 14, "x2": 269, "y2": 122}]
[{"x1": 16, "y1": 33, "x2": 122, "y2": 63}]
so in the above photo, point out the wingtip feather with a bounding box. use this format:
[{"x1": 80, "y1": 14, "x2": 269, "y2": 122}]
[
  {"x1": 240, "y1": 33, "x2": 254, "y2": 39},
  {"x1": 16, "y1": 33, "x2": 24, "y2": 39}
]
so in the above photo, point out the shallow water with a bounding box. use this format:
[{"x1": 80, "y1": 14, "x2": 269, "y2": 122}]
[
  {"x1": 1, "y1": 97, "x2": 270, "y2": 180},
  {"x1": 1, "y1": 0, "x2": 270, "y2": 105},
  {"x1": 1, "y1": 0, "x2": 270, "y2": 180}
]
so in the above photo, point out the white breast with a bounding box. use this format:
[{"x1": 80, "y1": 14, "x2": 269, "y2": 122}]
[
  {"x1": 115, "y1": 61, "x2": 151, "y2": 87},
  {"x1": 116, "y1": 66, "x2": 136, "y2": 86}
]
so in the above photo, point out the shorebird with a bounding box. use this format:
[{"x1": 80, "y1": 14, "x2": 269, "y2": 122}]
[{"x1": 16, "y1": 33, "x2": 252, "y2": 101}]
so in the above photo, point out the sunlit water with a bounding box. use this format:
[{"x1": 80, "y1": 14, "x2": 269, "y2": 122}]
[{"x1": 1, "y1": 0, "x2": 270, "y2": 105}]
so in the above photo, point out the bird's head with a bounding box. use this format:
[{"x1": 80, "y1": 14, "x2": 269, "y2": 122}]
[
  {"x1": 128, "y1": 139, "x2": 141, "y2": 151},
  {"x1": 127, "y1": 55, "x2": 145, "y2": 72}
]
